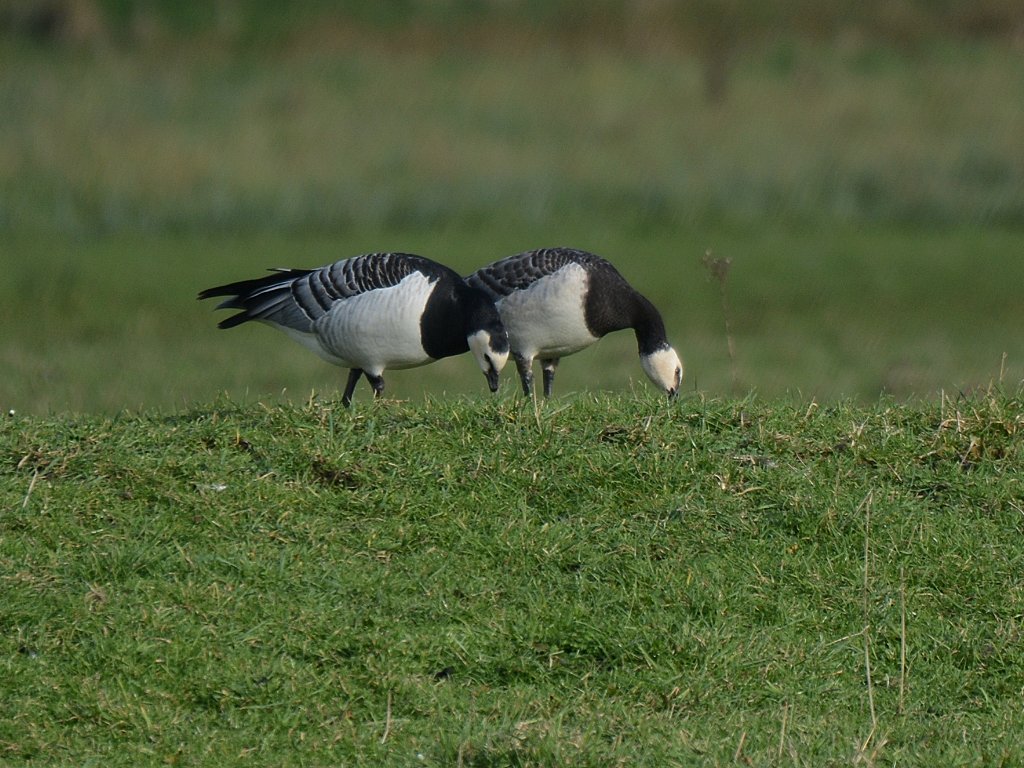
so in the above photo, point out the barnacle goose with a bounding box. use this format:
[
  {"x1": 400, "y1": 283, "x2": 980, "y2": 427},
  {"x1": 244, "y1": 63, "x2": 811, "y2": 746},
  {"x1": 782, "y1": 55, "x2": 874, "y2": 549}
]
[
  {"x1": 199, "y1": 252, "x2": 510, "y2": 406},
  {"x1": 467, "y1": 247, "x2": 682, "y2": 399}
]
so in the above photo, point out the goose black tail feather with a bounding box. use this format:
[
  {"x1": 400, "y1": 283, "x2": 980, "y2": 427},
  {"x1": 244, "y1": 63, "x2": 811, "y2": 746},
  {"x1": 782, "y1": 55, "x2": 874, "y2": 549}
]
[{"x1": 198, "y1": 268, "x2": 315, "y2": 330}]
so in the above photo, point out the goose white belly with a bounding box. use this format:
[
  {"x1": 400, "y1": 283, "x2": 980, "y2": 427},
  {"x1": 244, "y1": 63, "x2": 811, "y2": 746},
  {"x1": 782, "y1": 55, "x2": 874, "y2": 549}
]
[
  {"x1": 277, "y1": 272, "x2": 437, "y2": 373},
  {"x1": 496, "y1": 263, "x2": 598, "y2": 358}
]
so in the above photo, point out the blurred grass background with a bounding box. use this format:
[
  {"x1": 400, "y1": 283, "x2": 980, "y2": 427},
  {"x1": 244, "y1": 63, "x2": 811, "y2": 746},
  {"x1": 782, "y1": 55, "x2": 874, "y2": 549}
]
[{"x1": 2, "y1": 0, "x2": 1023, "y2": 412}]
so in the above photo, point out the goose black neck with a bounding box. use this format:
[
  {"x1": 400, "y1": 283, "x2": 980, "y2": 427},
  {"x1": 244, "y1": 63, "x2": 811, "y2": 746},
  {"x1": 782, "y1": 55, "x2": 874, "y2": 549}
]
[
  {"x1": 630, "y1": 293, "x2": 670, "y2": 356},
  {"x1": 584, "y1": 273, "x2": 668, "y2": 355},
  {"x1": 420, "y1": 279, "x2": 471, "y2": 360},
  {"x1": 419, "y1": 280, "x2": 504, "y2": 360}
]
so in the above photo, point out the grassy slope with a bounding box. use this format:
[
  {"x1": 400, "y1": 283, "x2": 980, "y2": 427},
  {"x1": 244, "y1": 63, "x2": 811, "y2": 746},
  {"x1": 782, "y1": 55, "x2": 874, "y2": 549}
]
[{"x1": 2, "y1": 393, "x2": 1023, "y2": 765}]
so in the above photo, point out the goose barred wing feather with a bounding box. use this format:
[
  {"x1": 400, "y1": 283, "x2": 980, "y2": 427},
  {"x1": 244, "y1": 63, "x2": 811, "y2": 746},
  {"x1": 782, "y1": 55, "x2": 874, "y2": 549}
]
[
  {"x1": 199, "y1": 252, "x2": 435, "y2": 332},
  {"x1": 468, "y1": 247, "x2": 608, "y2": 298},
  {"x1": 318, "y1": 252, "x2": 430, "y2": 299}
]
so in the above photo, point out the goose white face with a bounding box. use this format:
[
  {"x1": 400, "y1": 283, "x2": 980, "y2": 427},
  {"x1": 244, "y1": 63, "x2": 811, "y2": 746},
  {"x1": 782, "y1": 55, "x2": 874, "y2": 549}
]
[
  {"x1": 640, "y1": 346, "x2": 683, "y2": 399},
  {"x1": 468, "y1": 330, "x2": 510, "y2": 392}
]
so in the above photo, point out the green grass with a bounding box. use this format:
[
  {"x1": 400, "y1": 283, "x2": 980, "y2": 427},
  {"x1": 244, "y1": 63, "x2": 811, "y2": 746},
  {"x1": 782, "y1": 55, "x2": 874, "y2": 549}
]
[
  {"x1": 2, "y1": 36, "x2": 1023, "y2": 234},
  {"x1": 3, "y1": 392, "x2": 1024, "y2": 765},
  {"x1": 3, "y1": 224, "x2": 1023, "y2": 414},
  {"x1": 3, "y1": 22, "x2": 1023, "y2": 766},
  {"x1": 1, "y1": 35, "x2": 1022, "y2": 412}
]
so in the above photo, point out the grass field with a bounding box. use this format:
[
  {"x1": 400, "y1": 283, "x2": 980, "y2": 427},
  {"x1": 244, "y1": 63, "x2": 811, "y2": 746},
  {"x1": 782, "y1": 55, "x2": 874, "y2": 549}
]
[
  {"x1": 3, "y1": 393, "x2": 1024, "y2": 765},
  {"x1": 2, "y1": 32, "x2": 1023, "y2": 412},
  {"x1": 2, "y1": 15, "x2": 1024, "y2": 766},
  {"x1": 3, "y1": 33, "x2": 1023, "y2": 232},
  {"x1": 3, "y1": 223, "x2": 1023, "y2": 414}
]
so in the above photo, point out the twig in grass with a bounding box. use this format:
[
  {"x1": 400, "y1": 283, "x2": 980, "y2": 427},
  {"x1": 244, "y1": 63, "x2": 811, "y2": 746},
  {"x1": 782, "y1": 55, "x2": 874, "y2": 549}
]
[
  {"x1": 822, "y1": 627, "x2": 867, "y2": 649},
  {"x1": 860, "y1": 490, "x2": 878, "y2": 737},
  {"x1": 701, "y1": 250, "x2": 737, "y2": 391},
  {"x1": 899, "y1": 565, "x2": 907, "y2": 715},
  {"x1": 778, "y1": 701, "x2": 789, "y2": 761},
  {"x1": 380, "y1": 691, "x2": 393, "y2": 744},
  {"x1": 855, "y1": 733, "x2": 890, "y2": 765},
  {"x1": 22, "y1": 470, "x2": 39, "y2": 509},
  {"x1": 734, "y1": 730, "x2": 747, "y2": 762},
  {"x1": 861, "y1": 639, "x2": 877, "y2": 749}
]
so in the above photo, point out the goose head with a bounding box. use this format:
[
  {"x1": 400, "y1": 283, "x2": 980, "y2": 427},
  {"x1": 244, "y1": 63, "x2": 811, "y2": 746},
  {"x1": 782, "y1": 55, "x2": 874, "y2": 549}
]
[{"x1": 640, "y1": 345, "x2": 683, "y2": 400}]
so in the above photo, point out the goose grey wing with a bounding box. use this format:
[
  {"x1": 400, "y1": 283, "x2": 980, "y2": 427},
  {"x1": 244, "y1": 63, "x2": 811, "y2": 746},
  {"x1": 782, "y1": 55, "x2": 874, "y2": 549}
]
[
  {"x1": 314, "y1": 252, "x2": 433, "y2": 301},
  {"x1": 468, "y1": 247, "x2": 602, "y2": 299},
  {"x1": 200, "y1": 252, "x2": 429, "y2": 332}
]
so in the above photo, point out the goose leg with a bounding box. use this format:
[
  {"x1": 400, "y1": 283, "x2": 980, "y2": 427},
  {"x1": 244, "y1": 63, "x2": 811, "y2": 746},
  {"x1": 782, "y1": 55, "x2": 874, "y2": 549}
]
[
  {"x1": 366, "y1": 373, "x2": 385, "y2": 399},
  {"x1": 342, "y1": 368, "x2": 363, "y2": 407},
  {"x1": 540, "y1": 358, "x2": 560, "y2": 398},
  {"x1": 513, "y1": 352, "x2": 534, "y2": 397}
]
